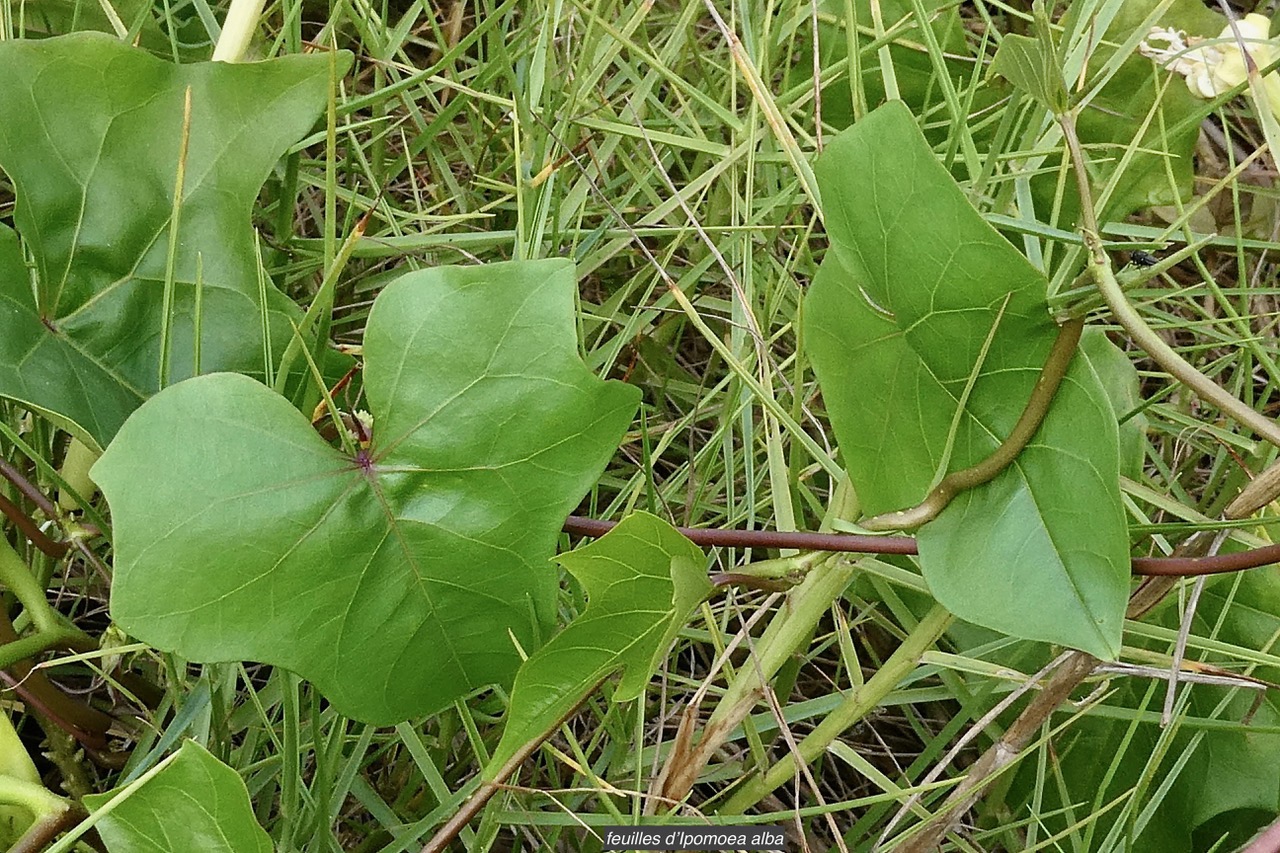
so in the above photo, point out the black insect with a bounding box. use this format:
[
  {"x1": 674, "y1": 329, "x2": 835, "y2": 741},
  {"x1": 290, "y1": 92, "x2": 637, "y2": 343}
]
[{"x1": 1130, "y1": 250, "x2": 1159, "y2": 267}]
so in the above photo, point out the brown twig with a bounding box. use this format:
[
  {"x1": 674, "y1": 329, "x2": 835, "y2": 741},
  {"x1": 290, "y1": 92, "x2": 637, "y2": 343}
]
[
  {"x1": 0, "y1": 492, "x2": 68, "y2": 558},
  {"x1": 1242, "y1": 812, "x2": 1280, "y2": 853},
  {"x1": 564, "y1": 517, "x2": 1280, "y2": 577},
  {"x1": 0, "y1": 457, "x2": 59, "y2": 520}
]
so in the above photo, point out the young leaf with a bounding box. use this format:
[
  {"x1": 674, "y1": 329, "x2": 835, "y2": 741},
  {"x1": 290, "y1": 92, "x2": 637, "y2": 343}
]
[
  {"x1": 807, "y1": 101, "x2": 1129, "y2": 658},
  {"x1": 989, "y1": 33, "x2": 1066, "y2": 114},
  {"x1": 83, "y1": 741, "x2": 271, "y2": 853},
  {"x1": 94, "y1": 259, "x2": 640, "y2": 724},
  {"x1": 0, "y1": 34, "x2": 347, "y2": 449},
  {"x1": 484, "y1": 512, "x2": 709, "y2": 777}
]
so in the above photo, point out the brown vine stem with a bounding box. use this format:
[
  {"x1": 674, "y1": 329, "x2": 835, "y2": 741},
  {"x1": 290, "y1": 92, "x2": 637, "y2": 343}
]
[
  {"x1": 0, "y1": 492, "x2": 68, "y2": 558},
  {"x1": 0, "y1": 609, "x2": 113, "y2": 752},
  {"x1": 861, "y1": 318, "x2": 1085, "y2": 531},
  {"x1": 1242, "y1": 812, "x2": 1280, "y2": 853},
  {"x1": 563, "y1": 517, "x2": 1280, "y2": 578},
  {"x1": 0, "y1": 456, "x2": 59, "y2": 520}
]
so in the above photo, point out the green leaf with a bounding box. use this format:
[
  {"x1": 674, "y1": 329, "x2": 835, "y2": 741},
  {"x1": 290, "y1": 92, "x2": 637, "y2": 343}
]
[
  {"x1": 94, "y1": 259, "x2": 640, "y2": 724},
  {"x1": 0, "y1": 34, "x2": 346, "y2": 450},
  {"x1": 84, "y1": 741, "x2": 271, "y2": 853},
  {"x1": 484, "y1": 512, "x2": 709, "y2": 776},
  {"x1": 17, "y1": 0, "x2": 171, "y2": 51},
  {"x1": 989, "y1": 33, "x2": 1066, "y2": 114},
  {"x1": 806, "y1": 101, "x2": 1129, "y2": 658},
  {"x1": 1082, "y1": 329, "x2": 1147, "y2": 481}
]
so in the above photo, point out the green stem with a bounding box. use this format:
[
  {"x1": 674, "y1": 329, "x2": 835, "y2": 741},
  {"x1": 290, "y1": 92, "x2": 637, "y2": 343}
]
[
  {"x1": 0, "y1": 537, "x2": 95, "y2": 671},
  {"x1": 1081, "y1": 230, "x2": 1280, "y2": 449},
  {"x1": 654, "y1": 555, "x2": 856, "y2": 806},
  {"x1": 708, "y1": 556, "x2": 857, "y2": 731},
  {"x1": 862, "y1": 318, "x2": 1085, "y2": 530},
  {"x1": 0, "y1": 536, "x2": 61, "y2": 635},
  {"x1": 719, "y1": 604, "x2": 953, "y2": 814},
  {"x1": 1060, "y1": 109, "x2": 1280, "y2": 450},
  {"x1": 0, "y1": 776, "x2": 72, "y2": 823},
  {"x1": 210, "y1": 0, "x2": 267, "y2": 62}
]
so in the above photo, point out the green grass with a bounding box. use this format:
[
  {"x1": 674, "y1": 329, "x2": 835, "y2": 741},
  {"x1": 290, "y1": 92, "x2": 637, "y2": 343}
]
[{"x1": 3, "y1": 0, "x2": 1280, "y2": 850}]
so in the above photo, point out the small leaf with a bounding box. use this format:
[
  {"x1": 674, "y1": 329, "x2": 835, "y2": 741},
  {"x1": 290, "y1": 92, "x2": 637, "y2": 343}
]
[
  {"x1": 484, "y1": 512, "x2": 709, "y2": 776},
  {"x1": 0, "y1": 34, "x2": 347, "y2": 449},
  {"x1": 807, "y1": 101, "x2": 1129, "y2": 657},
  {"x1": 989, "y1": 33, "x2": 1066, "y2": 113},
  {"x1": 95, "y1": 259, "x2": 640, "y2": 724},
  {"x1": 84, "y1": 742, "x2": 271, "y2": 853}
]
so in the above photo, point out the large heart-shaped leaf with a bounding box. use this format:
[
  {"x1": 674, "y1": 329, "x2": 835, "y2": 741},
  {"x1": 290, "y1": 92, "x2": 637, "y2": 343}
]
[
  {"x1": 0, "y1": 34, "x2": 344, "y2": 449},
  {"x1": 94, "y1": 259, "x2": 641, "y2": 723},
  {"x1": 84, "y1": 741, "x2": 271, "y2": 853},
  {"x1": 806, "y1": 101, "x2": 1129, "y2": 658},
  {"x1": 485, "y1": 512, "x2": 709, "y2": 776}
]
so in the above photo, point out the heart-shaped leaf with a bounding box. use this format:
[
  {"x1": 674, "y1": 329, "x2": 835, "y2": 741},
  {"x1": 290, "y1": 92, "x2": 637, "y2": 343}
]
[
  {"x1": 485, "y1": 512, "x2": 709, "y2": 776},
  {"x1": 0, "y1": 34, "x2": 345, "y2": 449},
  {"x1": 84, "y1": 741, "x2": 271, "y2": 853},
  {"x1": 94, "y1": 259, "x2": 641, "y2": 723},
  {"x1": 807, "y1": 101, "x2": 1130, "y2": 658}
]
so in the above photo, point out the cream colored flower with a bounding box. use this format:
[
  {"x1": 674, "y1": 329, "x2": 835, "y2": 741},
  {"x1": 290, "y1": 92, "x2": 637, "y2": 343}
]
[{"x1": 1140, "y1": 13, "x2": 1280, "y2": 110}]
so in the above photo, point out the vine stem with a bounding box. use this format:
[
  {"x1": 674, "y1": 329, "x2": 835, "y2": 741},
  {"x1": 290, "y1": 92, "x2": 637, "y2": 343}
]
[
  {"x1": 210, "y1": 0, "x2": 267, "y2": 63},
  {"x1": 653, "y1": 555, "x2": 854, "y2": 806},
  {"x1": 718, "y1": 605, "x2": 953, "y2": 814},
  {"x1": 861, "y1": 318, "x2": 1085, "y2": 530},
  {"x1": 1060, "y1": 109, "x2": 1280, "y2": 450},
  {"x1": 0, "y1": 493, "x2": 67, "y2": 558},
  {"x1": 0, "y1": 537, "x2": 96, "y2": 671},
  {"x1": 563, "y1": 517, "x2": 1280, "y2": 578}
]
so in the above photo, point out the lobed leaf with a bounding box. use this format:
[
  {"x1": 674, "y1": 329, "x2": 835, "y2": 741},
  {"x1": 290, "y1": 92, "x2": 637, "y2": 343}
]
[
  {"x1": 94, "y1": 259, "x2": 641, "y2": 724},
  {"x1": 0, "y1": 34, "x2": 346, "y2": 449}
]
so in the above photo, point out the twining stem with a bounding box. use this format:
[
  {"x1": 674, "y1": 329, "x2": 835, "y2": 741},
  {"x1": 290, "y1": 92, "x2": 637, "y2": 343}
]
[
  {"x1": 564, "y1": 516, "x2": 1280, "y2": 577},
  {"x1": 0, "y1": 537, "x2": 95, "y2": 671},
  {"x1": 1060, "y1": 109, "x2": 1280, "y2": 450},
  {"x1": 211, "y1": 0, "x2": 268, "y2": 63},
  {"x1": 1081, "y1": 229, "x2": 1280, "y2": 449},
  {"x1": 0, "y1": 493, "x2": 67, "y2": 558},
  {"x1": 654, "y1": 555, "x2": 856, "y2": 806},
  {"x1": 861, "y1": 318, "x2": 1085, "y2": 530},
  {"x1": 718, "y1": 604, "x2": 954, "y2": 814}
]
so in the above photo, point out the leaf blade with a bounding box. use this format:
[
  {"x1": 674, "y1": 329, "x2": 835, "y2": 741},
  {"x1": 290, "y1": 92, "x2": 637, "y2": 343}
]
[
  {"x1": 95, "y1": 259, "x2": 641, "y2": 723},
  {"x1": 807, "y1": 101, "x2": 1129, "y2": 657}
]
